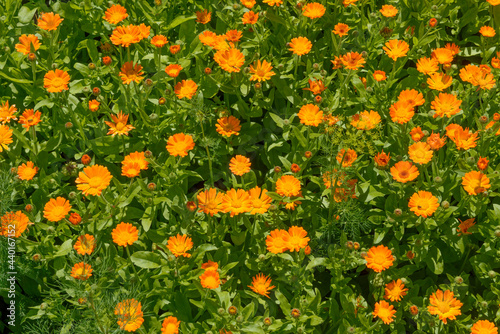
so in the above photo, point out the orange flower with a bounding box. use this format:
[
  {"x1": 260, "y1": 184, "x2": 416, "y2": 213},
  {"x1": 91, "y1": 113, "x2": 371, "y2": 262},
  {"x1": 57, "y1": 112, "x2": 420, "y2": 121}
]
[
  {"x1": 285, "y1": 226, "x2": 310, "y2": 252},
  {"x1": 374, "y1": 150, "x2": 391, "y2": 167},
  {"x1": 165, "y1": 64, "x2": 183, "y2": 78},
  {"x1": 103, "y1": 4, "x2": 128, "y2": 24},
  {"x1": 416, "y1": 57, "x2": 439, "y2": 75},
  {"x1": 229, "y1": 155, "x2": 251, "y2": 176},
  {"x1": 477, "y1": 157, "x2": 489, "y2": 170},
  {"x1": 380, "y1": 5, "x2": 398, "y2": 17},
  {"x1": 138, "y1": 23, "x2": 150, "y2": 40},
  {"x1": 15, "y1": 34, "x2": 41, "y2": 55},
  {"x1": 197, "y1": 188, "x2": 223, "y2": 216},
  {"x1": 351, "y1": 110, "x2": 381, "y2": 130},
  {"x1": 76, "y1": 164, "x2": 113, "y2": 196},
  {"x1": 121, "y1": 162, "x2": 142, "y2": 178},
  {"x1": 170, "y1": 44, "x2": 181, "y2": 54},
  {"x1": 247, "y1": 186, "x2": 272, "y2": 215},
  {"x1": 302, "y1": 2, "x2": 326, "y2": 19},
  {"x1": 343, "y1": 0, "x2": 359, "y2": 6},
  {"x1": 201, "y1": 260, "x2": 218, "y2": 271},
  {"x1": 492, "y1": 56, "x2": 500, "y2": 69},
  {"x1": 105, "y1": 111, "x2": 135, "y2": 136},
  {"x1": 161, "y1": 316, "x2": 180, "y2": 334},
  {"x1": 408, "y1": 142, "x2": 433, "y2": 164},
  {"x1": 373, "y1": 70, "x2": 387, "y2": 81},
  {"x1": 115, "y1": 299, "x2": 144, "y2": 332},
  {"x1": 488, "y1": 0, "x2": 500, "y2": 4},
  {"x1": 408, "y1": 191, "x2": 439, "y2": 217},
  {"x1": 289, "y1": 37, "x2": 312, "y2": 56},
  {"x1": 427, "y1": 72, "x2": 453, "y2": 91},
  {"x1": 364, "y1": 245, "x2": 394, "y2": 272},
  {"x1": 174, "y1": 80, "x2": 198, "y2": 99},
  {"x1": 18, "y1": 109, "x2": 41, "y2": 129},
  {"x1": 263, "y1": 0, "x2": 282, "y2": 6},
  {"x1": 37, "y1": 12, "x2": 63, "y2": 31},
  {"x1": 221, "y1": 188, "x2": 252, "y2": 216},
  {"x1": 199, "y1": 30, "x2": 218, "y2": 47},
  {"x1": 389, "y1": 101, "x2": 414, "y2": 124},
  {"x1": 456, "y1": 218, "x2": 476, "y2": 236},
  {"x1": 445, "y1": 43, "x2": 460, "y2": 55},
  {"x1": 17, "y1": 161, "x2": 38, "y2": 180},
  {"x1": 303, "y1": 79, "x2": 326, "y2": 95},
  {"x1": 431, "y1": 48, "x2": 454, "y2": 64},
  {"x1": 373, "y1": 300, "x2": 396, "y2": 324},
  {"x1": 216, "y1": 116, "x2": 241, "y2": 137},
  {"x1": 341, "y1": 52, "x2": 366, "y2": 70},
  {"x1": 427, "y1": 132, "x2": 446, "y2": 150},
  {"x1": 151, "y1": 35, "x2": 168, "y2": 48},
  {"x1": 449, "y1": 127, "x2": 478, "y2": 150},
  {"x1": 225, "y1": 29, "x2": 243, "y2": 42},
  {"x1": 266, "y1": 229, "x2": 290, "y2": 254},
  {"x1": 119, "y1": 61, "x2": 144, "y2": 84},
  {"x1": 390, "y1": 161, "x2": 419, "y2": 183},
  {"x1": 123, "y1": 151, "x2": 148, "y2": 170},
  {"x1": 427, "y1": 289, "x2": 462, "y2": 324},
  {"x1": 431, "y1": 93, "x2": 462, "y2": 118},
  {"x1": 332, "y1": 23, "x2": 350, "y2": 37},
  {"x1": 110, "y1": 24, "x2": 142, "y2": 47},
  {"x1": 249, "y1": 59, "x2": 275, "y2": 82},
  {"x1": 384, "y1": 279, "x2": 408, "y2": 302},
  {"x1": 44, "y1": 197, "x2": 72, "y2": 222},
  {"x1": 331, "y1": 56, "x2": 343, "y2": 69},
  {"x1": 200, "y1": 270, "x2": 220, "y2": 289},
  {"x1": 479, "y1": 26, "x2": 496, "y2": 37},
  {"x1": 241, "y1": 0, "x2": 256, "y2": 8},
  {"x1": 0, "y1": 101, "x2": 17, "y2": 124},
  {"x1": 242, "y1": 11, "x2": 259, "y2": 24},
  {"x1": 471, "y1": 320, "x2": 498, "y2": 334},
  {"x1": 196, "y1": 9, "x2": 211, "y2": 24},
  {"x1": 166, "y1": 133, "x2": 195, "y2": 157},
  {"x1": 88, "y1": 99, "x2": 100, "y2": 112},
  {"x1": 0, "y1": 125, "x2": 13, "y2": 152},
  {"x1": 44, "y1": 69, "x2": 70, "y2": 93},
  {"x1": 74, "y1": 234, "x2": 96, "y2": 255},
  {"x1": 111, "y1": 222, "x2": 138, "y2": 246},
  {"x1": 462, "y1": 171, "x2": 491, "y2": 195},
  {"x1": 383, "y1": 39, "x2": 409, "y2": 61},
  {"x1": 167, "y1": 234, "x2": 193, "y2": 258},
  {"x1": 0, "y1": 211, "x2": 31, "y2": 238},
  {"x1": 276, "y1": 175, "x2": 301, "y2": 197},
  {"x1": 298, "y1": 104, "x2": 323, "y2": 126},
  {"x1": 409, "y1": 127, "x2": 425, "y2": 141},
  {"x1": 398, "y1": 89, "x2": 425, "y2": 108},
  {"x1": 336, "y1": 149, "x2": 357, "y2": 167},
  {"x1": 460, "y1": 64, "x2": 496, "y2": 90},
  {"x1": 214, "y1": 47, "x2": 245, "y2": 73},
  {"x1": 68, "y1": 213, "x2": 81, "y2": 225},
  {"x1": 71, "y1": 262, "x2": 92, "y2": 280},
  {"x1": 248, "y1": 273, "x2": 275, "y2": 298}
]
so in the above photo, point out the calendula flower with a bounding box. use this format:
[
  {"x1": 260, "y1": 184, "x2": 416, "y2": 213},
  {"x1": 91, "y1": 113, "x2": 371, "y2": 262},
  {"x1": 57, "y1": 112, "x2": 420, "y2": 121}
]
[
  {"x1": 166, "y1": 133, "x2": 195, "y2": 157},
  {"x1": 15, "y1": 34, "x2": 41, "y2": 55},
  {"x1": 383, "y1": 39, "x2": 409, "y2": 61},
  {"x1": 373, "y1": 70, "x2": 387, "y2": 81},
  {"x1": 289, "y1": 37, "x2": 312, "y2": 56},
  {"x1": 226, "y1": 29, "x2": 243, "y2": 42},
  {"x1": 200, "y1": 270, "x2": 220, "y2": 289},
  {"x1": 18, "y1": 109, "x2": 41, "y2": 129},
  {"x1": 390, "y1": 161, "x2": 419, "y2": 183},
  {"x1": 74, "y1": 234, "x2": 95, "y2": 255},
  {"x1": 479, "y1": 26, "x2": 496, "y2": 37},
  {"x1": 174, "y1": 80, "x2": 198, "y2": 99},
  {"x1": 137, "y1": 23, "x2": 150, "y2": 40},
  {"x1": 409, "y1": 142, "x2": 433, "y2": 164},
  {"x1": 302, "y1": 2, "x2": 326, "y2": 19},
  {"x1": 427, "y1": 132, "x2": 447, "y2": 150},
  {"x1": 389, "y1": 101, "x2": 414, "y2": 124},
  {"x1": 241, "y1": 0, "x2": 256, "y2": 8},
  {"x1": 398, "y1": 89, "x2": 425, "y2": 108},
  {"x1": 44, "y1": 69, "x2": 70, "y2": 93},
  {"x1": 351, "y1": 110, "x2": 381, "y2": 130},
  {"x1": 303, "y1": 79, "x2": 326, "y2": 95},
  {"x1": 115, "y1": 299, "x2": 144, "y2": 332},
  {"x1": 170, "y1": 44, "x2": 181, "y2": 54},
  {"x1": 221, "y1": 189, "x2": 252, "y2": 216},
  {"x1": 103, "y1": 4, "x2": 128, "y2": 24},
  {"x1": 249, "y1": 59, "x2": 275, "y2": 82},
  {"x1": 380, "y1": 5, "x2": 398, "y2": 17},
  {"x1": 201, "y1": 260, "x2": 218, "y2": 271},
  {"x1": 477, "y1": 157, "x2": 489, "y2": 170},
  {"x1": 17, "y1": 161, "x2": 38, "y2": 180},
  {"x1": 331, "y1": 56, "x2": 343, "y2": 69},
  {"x1": 266, "y1": 229, "x2": 290, "y2": 254},
  {"x1": 0, "y1": 101, "x2": 17, "y2": 124},
  {"x1": 276, "y1": 175, "x2": 301, "y2": 197},
  {"x1": 197, "y1": 188, "x2": 223, "y2": 216},
  {"x1": 428, "y1": 289, "x2": 462, "y2": 324},
  {"x1": 384, "y1": 279, "x2": 408, "y2": 302},
  {"x1": 89, "y1": 100, "x2": 100, "y2": 112},
  {"x1": 247, "y1": 186, "x2": 272, "y2": 215},
  {"x1": 196, "y1": 9, "x2": 211, "y2": 24},
  {"x1": 298, "y1": 104, "x2": 323, "y2": 126},
  {"x1": 151, "y1": 35, "x2": 168, "y2": 48},
  {"x1": 111, "y1": 222, "x2": 138, "y2": 247},
  {"x1": 242, "y1": 11, "x2": 259, "y2": 24},
  {"x1": 105, "y1": 111, "x2": 135, "y2": 136},
  {"x1": 409, "y1": 191, "x2": 439, "y2": 217},
  {"x1": 165, "y1": 64, "x2": 183, "y2": 78},
  {"x1": 340, "y1": 52, "x2": 366, "y2": 70},
  {"x1": 462, "y1": 171, "x2": 491, "y2": 195},
  {"x1": 37, "y1": 12, "x2": 63, "y2": 31},
  {"x1": 0, "y1": 125, "x2": 13, "y2": 152},
  {"x1": 43, "y1": 197, "x2": 72, "y2": 222},
  {"x1": 123, "y1": 151, "x2": 148, "y2": 170},
  {"x1": 68, "y1": 212, "x2": 82, "y2": 225},
  {"x1": 216, "y1": 116, "x2": 241, "y2": 137},
  {"x1": 431, "y1": 48, "x2": 454, "y2": 64},
  {"x1": 373, "y1": 300, "x2": 396, "y2": 324},
  {"x1": 374, "y1": 150, "x2": 391, "y2": 167},
  {"x1": 0, "y1": 211, "x2": 31, "y2": 238},
  {"x1": 460, "y1": 64, "x2": 496, "y2": 90},
  {"x1": 449, "y1": 127, "x2": 478, "y2": 150},
  {"x1": 445, "y1": 42, "x2": 460, "y2": 55},
  {"x1": 337, "y1": 149, "x2": 358, "y2": 167},
  {"x1": 286, "y1": 226, "x2": 310, "y2": 252},
  {"x1": 470, "y1": 320, "x2": 498, "y2": 334},
  {"x1": 248, "y1": 273, "x2": 275, "y2": 298},
  {"x1": 431, "y1": 93, "x2": 462, "y2": 118},
  {"x1": 229, "y1": 155, "x2": 251, "y2": 176},
  {"x1": 410, "y1": 127, "x2": 425, "y2": 141},
  {"x1": 161, "y1": 316, "x2": 180, "y2": 334},
  {"x1": 71, "y1": 262, "x2": 93, "y2": 280},
  {"x1": 214, "y1": 47, "x2": 245, "y2": 73},
  {"x1": 427, "y1": 73, "x2": 453, "y2": 91},
  {"x1": 121, "y1": 162, "x2": 142, "y2": 178},
  {"x1": 76, "y1": 164, "x2": 113, "y2": 197},
  {"x1": 263, "y1": 0, "x2": 282, "y2": 6},
  {"x1": 332, "y1": 23, "x2": 350, "y2": 37},
  {"x1": 198, "y1": 30, "x2": 218, "y2": 47},
  {"x1": 119, "y1": 61, "x2": 144, "y2": 84},
  {"x1": 110, "y1": 24, "x2": 142, "y2": 47},
  {"x1": 416, "y1": 57, "x2": 439, "y2": 75},
  {"x1": 456, "y1": 218, "x2": 476, "y2": 236},
  {"x1": 364, "y1": 245, "x2": 394, "y2": 272},
  {"x1": 167, "y1": 234, "x2": 193, "y2": 258}
]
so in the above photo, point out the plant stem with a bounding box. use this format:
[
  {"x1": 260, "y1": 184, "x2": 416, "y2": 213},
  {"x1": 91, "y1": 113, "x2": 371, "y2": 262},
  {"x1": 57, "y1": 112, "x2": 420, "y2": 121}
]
[
  {"x1": 126, "y1": 246, "x2": 141, "y2": 282},
  {"x1": 200, "y1": 121, "x2": 214, "y2": 186}
]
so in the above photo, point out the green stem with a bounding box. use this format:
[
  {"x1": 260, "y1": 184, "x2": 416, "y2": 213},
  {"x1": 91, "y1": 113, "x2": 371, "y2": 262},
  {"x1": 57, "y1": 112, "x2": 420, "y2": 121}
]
[
  {"x1": 126, "y1": 246, "x2": 141, "y2": 282},
  {"x1": 88, "y1": 292, "x2": 107, "y2": 333},
  {"x1": 200, "y1": 121, "x2": 214, "y2": 186}
]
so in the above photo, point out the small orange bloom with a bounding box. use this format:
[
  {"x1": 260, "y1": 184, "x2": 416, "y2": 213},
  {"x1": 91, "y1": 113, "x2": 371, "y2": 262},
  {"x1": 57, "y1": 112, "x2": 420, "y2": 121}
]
[
  {"x1": 15, "y1": 34, "x2": 41, "y2": 55},
  {"x1": 165, "y1": 64, "x2": 183, "y2": 78},
  {"x1": 390, "y1": 161, "x2": 419, "y2": 183},
  {"x1": 479, "y1": 26, "x2": 496, "y2": 37},
  {"x1": 431, "y1": 93, "x2": 462, "y2": 118},
  {"x1": 341, "y1": 52, "x2": 365, "y2": 70},
  {"x1": 88, "y1": 99, "x2": 100, "y2": 112},
  {"x1": 416, "y1": 57, "x2": 439, "y2": 75},
  {"x1": 427, "y1": 132, "x2": 446, "y2": 150},
  {"x1": 408, "y1": 142, "x2": 433, "y2": 164},
  {"x1": 38, "y1": 12, "x2": 63, "y2": 31},
  {"x1": 298, "y1": 104, "x2": 323, "y2": 126},
  {"x1": 457, "y1": 218, "x2": 476, "y2": 236},
  {"x1": 384, "y1": 279, "x2": 408, "y2": 302},
  {"x1": 431, "y1": 48, "x2": 454, "y2": 64},
  {"x1": 196, "y1": 9, "x2": 211, "y2": 24},
  {"x1": 477, "y1": 157, "x2": 489, "y2": 170},
  {"x1": 249, "y1": 60, "x2": 275, "y2": 82},
  {"x1": 167, "y1": 234, "x2": 193, "y2": 258},
  {"x1": 302, "y1": 2, "x2": 326, "y2": 19},
  {"x1": 276, "y1": 175, "x2": 301, "y2": 197},
  {"x1": 75, "y1": 164, "x2": 113, "y2": 197},
  {"x1": 351, "y1": 110, "x2": 381, "y2": 130},
  {"x1": 303, "y1": 79, "x2": 326, "y2": 95},
  {"x1": 242, "y1": 11, "x2": 259, "y2": 24},
  {"x1": 216, "y1": 116, "x2": 241, "y2": 137},
  {"x1": 332, "y1": 23, "x2": 350, "y2": 37},
  {"x1": 398, "y1": 89, "x2": 425, "y2": 108},
  {"x1": 337, "y1": 149, "x2": 357, "y2": 167},
  {"x1": 105, "y1": 111, "x2": 135, "y2": 136},
  {"x1": 427, "y1": 289, "x2": 462, "y2": 324},
  {"x1": 373, "y1": 300, "x2": 396, "y2": 324},
  {"x1": 197, "y1": 188, "x2": 223, "y2": 216},
  {"x1": 43, "y1": 197, "x2": 71, "y2": 222},
  {"x1": 427, "y1": 73, "x2": 453, "y2": 91},
  {"x1": 0, "y1": 101, "x2": 17, "y2": 124},
  {"x1": 263, "y1": 0, "x2": 282, "y2": 6},
  {"x1": 383, "y1": 39, "x2": 409, "y2": 61},
  {"x1": 74, "y1": 234, "x2": 96, "y2": 255},
  {"x1": 226, "y1": 30, "x2": 243, "y2": 42},
  {"x1": 110, "y1": 24, "x2": 142, "y2": 47},
  {"x1": 374, "y1": 150, "x2": 390, "y2": 167},
  {"x1": 380, "y1": 5, "x2": 398, "y2": 17},
  {"x1": 241, "y1": 0, "x2": 256, "y2": 8},
  {"x1": 289, "y1": 37, "x2": 312, "y2": 56},
  {"x1": 373, "y1": 70, "x2": 387, "y2": 81},
  {"x1": 44, "y1": 69, "x2": 70, "y2": 93},
  {"x1": 229, "y1": 155, "x2": 251, "y2": 176},
  {"x1": 103, "y1": 4, "x2": 128, "y2": 24},
  {"x1": 166, "y1": 133, "x2": 195, "y2": 157},
  {"x1": 174, "y1": 80, "x2": 198, "y2": 99},
  {"x1": 389, "y1": 101, "x2": 414, "y2": 124},
  {"x1": 408, "y1": 191, "x2": 439, "y2": 217},
  {"x1": 71, "y1": 262, "x2": 92, "y2": 280},
  {"x1": 220, "y1": 189, "x2": 252, "y2": 216},
  {"x1": 462, "y1": 171, "x2": 491, "y2": 195},
  {"x1": 151, "y1": 35, "x2": 168, "y2": 48},
  {"x1": 17, "y1": 161, "x2": 38, "y2": 180},
  {"x1": 200, "y1": 270, "x2": 220, "y2": 289},
  {"x1": 170, "y1": 44, "x2": 181, "y2": 54},
  {"x1": 409, "y1": 126, "x2": 425, "y2": 142},
  {"x1": 364, "y1": 245, "x2": 394, "y2": 272},
  {"x1": 112, "y1": 222, "x2": 139, "y2": 246},
  {"x1": 248, "y1": 273, "x2": 275, "y2": 298},
  {"x1": 214, "y1": 47, "x2": 245, "y2": 73},
  {"x1": 119, "y1": 61, "x2": 144, "y2": 84}
]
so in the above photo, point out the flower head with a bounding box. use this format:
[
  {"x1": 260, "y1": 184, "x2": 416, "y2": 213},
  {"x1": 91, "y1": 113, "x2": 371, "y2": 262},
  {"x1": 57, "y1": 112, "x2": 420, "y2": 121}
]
[
  {"x1": 373, "y1": 70, "x2": 387, "y2": 81},
  {"x1": 427, "y1": 132, "x2": 447, "y2": 150},
  {"x1": 200, "y1": 270, "x2": 220, "y2": 289},
  {"x1": 408, "y1": 142, "x2": 433, "y2": 164},
  {"x1": 151, "y1": 35, "x2": 168, "y2": 48},
  {"x1": 374, "y1": 150, "x2": 390, "y2": 167},
  {"x1": 431, "y1": 48, "x2": 454, "y2": 64},
  {"x1": 409, "y1": 191, "x2": 439, "y2": 217},
  {"x1": 165, "y1": 64, "x2": 183, "y2": 78},
  {"x1": 17, "y1": 161, "x2": 38, "y2": 180},
  {"x1": 398, "y1": 89, "x2": 425, "y2": 108},
  {"x1": 0, "y1": 125, "x2": 13, "y2": 152},
  {"x1": 332, "y1": 23, "x2": 350, "y2": 37},
  {"x1": 76, "y1": 164, "x2": 113, "y2": 197},
  {"x1": 44, "y1": 197, "x2": 72, "y2": 222},
  {"x1": 410, "y1": 127, "x2": 425, "y2": 142},
  {"x1": 383, "y1": 39, "x2": 409, "y2": 61},
  {"x1": 119, "y1": 61, "x2": 144, "y2": 84},
  {"x1": 462, "y1": 171, "x2": 490, "y2": 195},
  {"x1": 479, "y1": 26, "x2": 496, "y2": 37},
  {"x1": 112, "y1": 222, "x2": 139, "y2": 247},
  {"x1": 285, "y1": 226, "x2": 310, "y2": 252},
  {"x1": 477, "y1": 157, "x2": 489, "y2": 170},
  {"x1": 298, "y1": 104, "x2": 323, "y2": 126},
  {"x1": 373, "y1": 300, "x2": 396, "y2": 324},
  {"x1": 427, "y1": 73, "x2": 453, "y2": 91},
  {"x1": 167, "y1": 234, "x2": 193, "y2": 258},
  {"x1": 351, "y1": 110, "x2": 381, "y2": 130},
  {"x1": 248, "y1": 273, "x2": 275, "y2": 298},
  {"x1": 471, "y1": 320, "x2": 498, "y2": 334},
  {"x1": 242, "y1": 11, "x2": 259, "y2": 24},
  {"x1": 1, "y1": 211, "x2": 31, "y2": 238},
  {"x1": 380, "y1": 5, "x2": 398, "y2": 17},
  {"x1": 427, "y1": 289, "x2": 462, "y2": 324},
  {"x1": 110, "y1": 24, "x2": 142, "y2": 47},
  {"x1": 161, "y1": 316, "x2": 180, "y2": 334},
  {"x1": 0, "y1": 101, "x2": 17, "y2": 124},
  {"x1": 226, "y1": 29, "x2": 243, "y2": 42},
  {"x1": 71, "y1": 262, "x2": 92, "y2": 280},
  {"x1": 115, "y1": 299, "x2": 144, "y2": 332},
  {"x1": 390, "y1": 161, "x2": 419, "y2": 183},
  {"x1": 303, "y1": 79, "x2": 326, "y2": 95},
  {"x1": 364, "y1": 245, "x2": 394, "y2": 272},
  {"x1": 389, "y1": 101, "x2": 414, "y2": 124},
  {"x1": 18, "y1": 109, "x2": 41, "y2": 129},
  {"x1": 44, "y1": 69, "x2": 70, "y2": 93},
  {"x1": 38, "y1": 12, "x2": 63, "y2": 31},
  {"x1": 457, "y1": 218, "x2": 476, "y2": 236},
  {"x1": 15, "y1": 34, "x2": 41, "y2": 55},
  {"x1": 416, "y1": 57, "x2": 439, "y2": 75},
  {"x1": 221, "y1": 188, "x2": 252, "y2": 216},
  {"x1": 276, "y1": 175, "x2": 301, "y2": 197},
  {"x1": 263, "y1": 0, "x2": 283, "y2": 6},
  {"x1": 336, "y1": 149, "x2": 357, "y2": 167},
  {"x1": 105, "y1": 111, "x2": 135, "y2": 136},
  {"x1": 241, "y1": 0, "x2": 256, "y2": 8},
  {"x1": 174, "y1": 80, "x2": 198, "y2": 99},
  {"x1": 340, "y1": 52, "x2": 366, "y2": 70},
  {"x1": 166, "y1": 133, "x2": 195, "y2": 157},
  {"x1": 103, "y1": 4, "x2": 128, "y2": 24},
  {"x1": 216, "y1": 116, "x2": 241, "y2": 137},
  {"x1": 89, "y1": 99, "x2": 100, "y2": 112},
  {"x1": 249, "y1": 59, "x2": 275, "y2": 82},
  {"x1": 302, "y1": 3, "x2": 326, "y2": 19},
  {"x1": 384, "y1": 279, "x2": 408, "y2": 302},
  {"x1": 197, "y1": 188, "x2": 223, "y2": 216},
  {"x1": 170, "y1": 44, "x2": 181, "y2": 54},
  {"x1": 74, "y1": 234, "x2": 96, "y2": 255},
  {"x1": 229, "y1": 155, "x2": 251, "y2": 176},
  {"x1": 431, "y1": 93, "x2": 462, "y2": 118},
  {"x1": 266, "y1": 229, "x2": 290, "y2": 254},
  {"x1": 289, "y1": 37, "x2": 312, "y2": 56},
  {"x1": 247, "y1": 186, "x2": 272, "y2": 215},
  {"x1": 196, "y1": 9, "x2": 211, "y2": 24},
  {"x1": 214, "y1": 47, "x2": 245, "y2": 73}
]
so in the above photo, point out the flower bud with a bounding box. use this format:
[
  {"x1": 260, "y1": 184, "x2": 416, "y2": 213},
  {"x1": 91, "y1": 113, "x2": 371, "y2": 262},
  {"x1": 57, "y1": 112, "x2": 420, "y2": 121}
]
[
  {"x1": 149, "y1": 113, "x2": 158, "y2": 121},
  {"x1": 479, "y1": 115, "x2": 489, "y2": 124},
  {"x1": 274, "y1": 166, "x2": 281, "y2": 173},
  {"x1": 102, "y1": 56, "x2": 112, "y2": 65},
  {"x1": 353, "y1": 242, "x2": 360, "y2": 250},
  {"x1": 148, "y1": 182, "x2": 156, "y2": 191},
  {"x1": 454, "y1": 276, "x2": 463, "y2": 284},
  {"x1": 40, "y1": 302, "x2": 48, "y2": 310},
  {"x1": 28, "y1": 53, "x2": 37, "y2": 61},
  {"x1": 88, "y1": 63, "x2": 96, "y2": 70},
  {"x1": 258, "y1": 254, "x2": 266, "y2": 261},
  {"x1": 495, "y1": 230, "x2": 500, "y2": 238},
  {"x1": 346, "y1": 241, "x2": 354, "y2": 250},
  {"x1": 144, "y1": 150, "x2": 153, "y2": 158},
  {"x1": 52, "y1": 63, "x2": 58, "y2": 69},
  {"x1": 305, "y1": 151, "x2": 312, "y2": 158},
  {"x1": 158, "y1": 97, "x2": 166, "y2": 105},
  {"x1": 320, "y1": 69, "x2": 327, "y2": 76},
  {"x1": 312, "y1": 63, "x2": 320, "y2": 70},
  {"x1": 263, "y1": 317, "x2": 272, "y2": 326},
  {"x1": 204, "y1": 67, "x2": 212, "y2": 75},
  {"x1": 394, "y1": 208, "x2": 402, "y2": 216},
  {"x1": 32, "y1": 253, "x2": 41, "y2": 261},
  {"x1": 92, "y1": 87, "x2": 100, "y2": 96},
  {"x1": 429, "y1": 18, "x2": 437, "y2": 27},
  {"x1": 480, "y1": 301, "x2": 488, "y2": 308},
  {"x1": 65, "y1": 122, "x2": 73, "y2": 129},
  {"x1": 186, "y1": 201, "x2": 196, "y2": 212},
  {"x1": 254, "y1": 82, "x2": 261, "y2": 90},
  {"x1": 144, "y1": 78, "x2": 154, "y2": 87},
  {"x1": 410, "y1": 305, "x2": 418, "y2": 315},
  {"x1": 217, "y1": 308, "x2": 225, "y2": 315},
  {"x1": 228, "y1": 306, "x2": 238, "y2": 315},
  {"x1": 297, "y1": 328, "x2": 304, "y2": 334},
  {"x1": 441, "y1": 201, "x2": 449, "y2": 209},
  {"x1": 434, "y1": 176, "x2": 442, "y2": 183},
  {"x1": 291, "y1": 308, "x2": 300, "y2": 318},
  {"x1": 347, "y1": 327, "x2": 356, "y2": 333},
  {"x1": 25, "y1": 204, "x2": 33, "y2": 212},
  {"x1": 304, "y1": 245, "x2": 311, "y2": 255},
  {"x1": 154, "y1": 0, "x2": 161, "y2": 5},
  {"x1": 236, "y1": 315, "x2": 243, "y2": 323},
  {"x1": 488, "y1": 270, "x2": 496, "y2": 278}
]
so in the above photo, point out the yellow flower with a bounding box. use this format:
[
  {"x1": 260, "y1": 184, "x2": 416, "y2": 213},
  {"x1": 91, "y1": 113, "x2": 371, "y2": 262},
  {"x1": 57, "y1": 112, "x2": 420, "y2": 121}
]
[
  {"x1": 364, "y1": 245, "x2": 394, "y2": 272},
  {"x1": 71, "y1": 262, "x2": 92, "y2": 280},
  {"x1": 289, "y1": 37, "x2": 312, "y2": 56},
  {"x1": 105, "y1": 111, "x2": 135, "y2": 136},
  {"x1": 111, "y1": 222, "x2": 139, "y2": 247},
  {"x1": 249, "y1": 60, "x2": 275, "y2": 82},
  {"x1": 248, "y1": 273, "x2": 275, "y2": 298},
  {"x1": 167, "y1": 234, "x2": 194, "y2": 258},
  {"x1": 427, "y1": 289, "x2": 462, "y2": 324},
  {"x1": 384, "y1": 279, "x2": 408, "y2": 302},
  {"x1": 115, "y1": 299, "x2": 144, "y2": 332},
  {"x1": 229, "y1": 155, "x2": 251, "y2": 176}
]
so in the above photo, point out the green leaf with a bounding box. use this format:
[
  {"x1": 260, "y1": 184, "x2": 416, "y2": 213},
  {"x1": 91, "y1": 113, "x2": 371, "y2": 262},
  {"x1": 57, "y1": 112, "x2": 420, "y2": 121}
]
[
  {"x1": 18, "y1": 6, "x2": 37, "y2": 23},
  {"x1": 275, "y1": 289, "x2": 291, "y2": 315},
  {"x1": 53, "y1": 240, "x2": 73, "y2": 258},
  {"x1": 86, "y1": 39, "x2": 99, "y2": 64},
  {"x1": 306, "y1": 257, "x2": 327, "y2": 271},
  {"x1": 292, "y1": 126, "x2": 307, "y2": 147},
  {"x1": 425, "y1": 246, "x2": 444, "y2": 275},
  {"x1": 0, "y1": 70, "x2": 32, "y2": 84},
  {"x1": 130, "y1": 251, "x2": 162, "y2": 269},
  {"x1": 167, "y1": 15, "x2": 196, "y2": 31}
]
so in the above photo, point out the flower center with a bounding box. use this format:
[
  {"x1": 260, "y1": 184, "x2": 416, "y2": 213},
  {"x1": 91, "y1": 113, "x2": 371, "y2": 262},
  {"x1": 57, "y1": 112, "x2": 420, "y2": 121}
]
[
  {"x1": 399, "y1": 170, "x2": 409, "y2": 178},
  {"x1": 88, "y1": 177, "x2": 102, "y2": 188},
  {"x1": 115, "y1": 122, "x2": 126, "y2": 131}
]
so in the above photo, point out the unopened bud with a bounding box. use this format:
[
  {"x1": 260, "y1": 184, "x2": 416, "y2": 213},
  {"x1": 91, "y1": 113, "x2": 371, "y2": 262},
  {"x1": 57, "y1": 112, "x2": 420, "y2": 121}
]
[
  {"x1": 32, "y1": 253, "x2": 41, "y2": 261},
  {"x1": 88, "y1": 63, "x2": 96, "y2": 70},
  {"x1": 65, "y1": 122, "x2": 73, "y2": 129},
  {"x1": 291, "y1": 308, "x2": 300, "y2": 318},
  {"x1": 441, "y1": 201, "x2": 449, "y2": 209},
  {"x1": 228, "y1": 306, "x2": 238, "y2": 315},
  {"x1": 394, "y1": 208, "x2": 402, "y2": 216},
  {"x1": 158, "y1": 97, "x2": 166, "y2": 105},
  {"x1": 454, "y1": 276, "x2": 463, "y2": 284},
  {"x1": 25, "y1": 204, "x2": 33, "y2": 212},
  {"x1": 488, "y1": 270, "x2": 497, "y2": 278}
]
